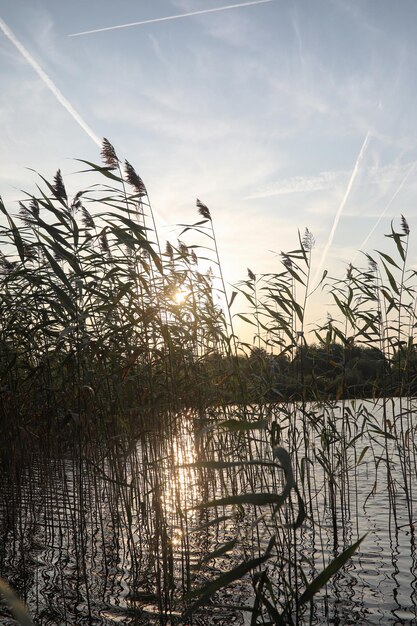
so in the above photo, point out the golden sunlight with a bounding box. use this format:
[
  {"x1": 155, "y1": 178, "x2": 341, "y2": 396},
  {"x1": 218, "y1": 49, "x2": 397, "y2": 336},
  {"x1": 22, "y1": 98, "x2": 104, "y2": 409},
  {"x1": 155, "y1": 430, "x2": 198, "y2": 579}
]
[{"x1": 173, "y1": 287, "x2": 189, "y2": 305}]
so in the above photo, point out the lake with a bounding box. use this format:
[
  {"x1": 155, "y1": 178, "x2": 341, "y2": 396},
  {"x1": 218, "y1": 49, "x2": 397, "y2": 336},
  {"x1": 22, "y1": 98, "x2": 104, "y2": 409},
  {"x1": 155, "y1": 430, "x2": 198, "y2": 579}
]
[{"x1": 0, "y1": 398, "x2": 416, "y2": 624}]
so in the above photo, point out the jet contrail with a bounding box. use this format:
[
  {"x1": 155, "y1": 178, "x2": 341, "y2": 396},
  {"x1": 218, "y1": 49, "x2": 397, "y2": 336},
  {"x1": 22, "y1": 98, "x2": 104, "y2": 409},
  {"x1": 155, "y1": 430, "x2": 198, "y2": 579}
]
[
  {"x1": 312, "y1": 132, "x2": 370, "y2": 287},
  {"x1": 69, "y1": 0, "x2": 275, "y2": 37},
  {"x1": 353, "y1": 161, "x2": 416, "y2": 262},
  {"x1": 0, "y1": 17, "x2": 102, "y2": 147}
]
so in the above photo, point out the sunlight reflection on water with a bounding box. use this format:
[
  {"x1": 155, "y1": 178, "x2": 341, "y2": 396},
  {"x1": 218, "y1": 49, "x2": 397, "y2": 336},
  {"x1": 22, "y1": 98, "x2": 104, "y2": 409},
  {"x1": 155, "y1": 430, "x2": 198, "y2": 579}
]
[{"x1": 0, "y1": 399, "x2": 416, "y2": 624}]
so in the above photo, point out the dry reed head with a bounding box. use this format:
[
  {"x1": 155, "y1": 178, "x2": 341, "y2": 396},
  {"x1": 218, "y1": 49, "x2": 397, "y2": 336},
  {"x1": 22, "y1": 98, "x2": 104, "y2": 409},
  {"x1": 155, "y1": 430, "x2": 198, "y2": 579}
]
[
  {"x1": 178, "y1": 241, "x2": 188, "y2": 259},
  {"x1": 281, "y1": 253, "x2": 293, "y2": 270},
  {"x1": 101, "y1": 137, "x2": 119, "y2": 169},
  {"x1": 81, "y1": 207, "x2": 95, "y2": 229},
  {"x1": 100, "y1": 232, "x2": 110, "y2": 254},
  {"x1": 53, "y1": 170, "x2": 67, "y2": 202},
  {"x1": 302, "y1": 227, "x2": 315, "y2": 251},
  {"x1": 346, "y1": 263, "x2": 353, "y2": 280},
  {"x1": 70, "y1": 190, "x2": 84, "y2": 213},
  {"x1": 124, "y1": 160, "x2": 147, "y2": 196},
  {"x1": 196, "y1": 198, "x2": 211, "y2": 221},
  {"x1": 401, "y1": 214, "x2": 410, "y2": 235},
  {"x1": 165, "y1": 241, "x2": 174, "y2": 260},
  {"x1": 247, "y1": 268, "x2": 256, "y2": 282},
  {"x1": 0, "y1": 253, "x2": 15, "y2": 273}
]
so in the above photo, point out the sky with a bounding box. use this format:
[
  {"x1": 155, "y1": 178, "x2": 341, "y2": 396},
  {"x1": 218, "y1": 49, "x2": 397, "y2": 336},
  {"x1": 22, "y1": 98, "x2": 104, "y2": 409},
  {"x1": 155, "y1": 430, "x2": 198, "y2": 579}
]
[{"x1": 1, "y1": 0, "x2": 417, "y2": 337}]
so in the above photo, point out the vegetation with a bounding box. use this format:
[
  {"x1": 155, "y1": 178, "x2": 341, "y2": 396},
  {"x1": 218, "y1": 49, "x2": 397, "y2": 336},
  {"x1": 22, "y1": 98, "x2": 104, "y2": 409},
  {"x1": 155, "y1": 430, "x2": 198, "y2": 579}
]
[{"x1": 0, "y1": 141, "x2": 416, "y2": 624}]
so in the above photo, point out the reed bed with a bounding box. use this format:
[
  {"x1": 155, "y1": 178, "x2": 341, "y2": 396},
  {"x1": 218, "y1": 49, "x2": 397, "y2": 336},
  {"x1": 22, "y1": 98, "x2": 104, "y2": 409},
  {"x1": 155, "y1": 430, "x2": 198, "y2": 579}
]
[{"x1": 0, "y1": 140, "x2": 416, "y2": 624}]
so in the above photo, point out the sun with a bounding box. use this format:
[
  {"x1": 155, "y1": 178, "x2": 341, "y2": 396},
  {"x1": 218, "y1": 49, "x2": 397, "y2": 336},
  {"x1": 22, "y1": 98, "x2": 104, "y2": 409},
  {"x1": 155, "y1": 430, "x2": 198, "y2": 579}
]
[{"x1": 173, "y1": 287, "x2": 189, "y2": 305}]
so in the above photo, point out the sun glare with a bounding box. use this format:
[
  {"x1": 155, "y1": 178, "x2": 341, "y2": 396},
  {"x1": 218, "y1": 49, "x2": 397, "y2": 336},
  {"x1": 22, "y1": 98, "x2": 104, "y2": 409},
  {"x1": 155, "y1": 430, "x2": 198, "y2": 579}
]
[{"x1": 173, "y1": 287, "x2": 189, "y2": 305}]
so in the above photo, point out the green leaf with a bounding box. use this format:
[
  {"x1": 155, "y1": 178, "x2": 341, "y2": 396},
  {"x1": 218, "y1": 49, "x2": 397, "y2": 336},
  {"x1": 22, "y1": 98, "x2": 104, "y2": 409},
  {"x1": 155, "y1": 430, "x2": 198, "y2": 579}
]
[
  {"x1": 189, "y1": 515, "x2": 232, "y2": 533},
  {"x1": 40, "y1": 244, "x2": 71, "y2": 289},
  {"x1": 47, "y1": 240, "x2": 81, "y2": 275},
  {"x1": 292, "y1": 300, "x2": 304, "y2": 323},
  {"x1": 194, "y1": 492, "x2": 289, "y2": 510},
  {"x1": 357, "y1": 446, "x2": 369, "y2": 464},
  {"x1": 228, "y1": 290, "x2": 238, "y2": 309},
  {"x1": 49, "y1": 283, "x2": 76, "y2": 313},
  {"x1": 285, "y1": 264, "x2": 306, "y2": 285},
  {"x1": 105, "y1": 212, "x2": 150, "y2": 233},
  {"x1": 369, "y1": 426, "x2": 396, "y2": 440},
  {"x1": 185, "y1": 553, "x2": 270, "y2": 616},
  {"x1": 0, "y1": 199, "x2": 25, "y2": 262},
  {"x1": 108, "y1": 223, "x2": 164, "y2": 274},
  {"x1": 75, "y1": 159, "x2": 123, "y2": 182},
  {"x1": 388, "y1": 223, "x2": 407, "y2": 262},
  {"x1": 196, "y1": 539, "x2": 237, "y2": 565},
  {"x1": 30, "y1": 212, "x2": 70, "y2": 247},
  {"x1": 216, "y1": 419, "x2": 268, "y2": 432},
  {"x1": 375, "y1": 251, "x2": 400, "y2": 269},
  {"x1": 236, "y1": 313, "x2": 257, "y2": 326},
  {"x1": 258, "y1": 591, "x2": 286, "y2": 625},
  {"x1": 381, "y1": 260, "x2": 400, "y2": 295},
  {"x1": 251, "y1": 570, "x2": 267, "y2": 626},
  {"x1": 109, "y1": 224, "x2": 140, "y2": 249},
  {"x1": 297, "y1": 535, "x2": 366, "y2": 607},
  {"x1": 291, "y1": 486, "x2": 306, "y2": 530}
]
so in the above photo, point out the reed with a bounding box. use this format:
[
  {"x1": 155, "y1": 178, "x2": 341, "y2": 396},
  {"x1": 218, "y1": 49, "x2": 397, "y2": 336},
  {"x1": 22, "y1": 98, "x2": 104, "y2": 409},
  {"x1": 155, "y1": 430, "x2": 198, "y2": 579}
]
[{"x1": 0, "y1": 141, "x2": 416, "y2": 624}]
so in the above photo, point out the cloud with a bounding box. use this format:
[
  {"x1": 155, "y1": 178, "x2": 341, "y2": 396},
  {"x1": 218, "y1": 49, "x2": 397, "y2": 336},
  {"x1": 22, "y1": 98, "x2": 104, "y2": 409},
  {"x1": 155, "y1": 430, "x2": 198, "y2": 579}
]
[
  {"x1": 0, "y1": 16, "x2": 102, "y2": 148},
  {"x1": 147, "y1": 33, "x2": 168, "y2": 66},
  {"x1": 247, "y1": 171, "x2": 340, "y2": 199},
  {"x1": 354, "y1": 161, "x2": 416, "y2": 260}
]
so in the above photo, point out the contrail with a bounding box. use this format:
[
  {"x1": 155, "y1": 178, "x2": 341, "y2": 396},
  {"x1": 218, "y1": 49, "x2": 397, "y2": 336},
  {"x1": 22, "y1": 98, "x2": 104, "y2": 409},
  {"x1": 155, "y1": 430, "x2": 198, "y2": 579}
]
[
  {"x1": 69, "y1": 0, "x2": 275, "y2": 37},
  {"x1": 0, "y1": 17, "x2": 102, "y2": 147},
  {"x1": 312, "y1": 132, "x2": 370, "y2": 287},
  {"x1": 353, "y1": 161, "x2": 416, "y2": 262}
]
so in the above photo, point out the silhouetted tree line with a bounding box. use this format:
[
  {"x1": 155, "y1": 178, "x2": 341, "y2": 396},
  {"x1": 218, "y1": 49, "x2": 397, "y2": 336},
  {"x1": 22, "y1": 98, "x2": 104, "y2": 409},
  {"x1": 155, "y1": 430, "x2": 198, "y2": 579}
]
[{"x1": 197, "y1": 342, "x2": 417, "y2": 405}]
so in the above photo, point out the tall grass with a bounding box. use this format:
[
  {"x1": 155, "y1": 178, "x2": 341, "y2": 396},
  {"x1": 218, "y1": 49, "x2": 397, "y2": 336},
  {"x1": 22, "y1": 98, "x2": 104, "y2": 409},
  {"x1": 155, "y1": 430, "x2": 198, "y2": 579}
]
[{"x1": 0, "y1": 141, "x2": 416, "y2": 624}]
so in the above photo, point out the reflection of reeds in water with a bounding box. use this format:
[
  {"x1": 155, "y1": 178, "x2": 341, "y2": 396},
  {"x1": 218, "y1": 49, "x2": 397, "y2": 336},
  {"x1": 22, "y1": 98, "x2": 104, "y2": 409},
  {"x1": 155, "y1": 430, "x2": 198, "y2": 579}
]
[
  {"x1": 0, "y1": 405, "x2": 416, "y2": 623},
  {"x1": 0, "y1": 141, "x2": 416, "y2": 624}
]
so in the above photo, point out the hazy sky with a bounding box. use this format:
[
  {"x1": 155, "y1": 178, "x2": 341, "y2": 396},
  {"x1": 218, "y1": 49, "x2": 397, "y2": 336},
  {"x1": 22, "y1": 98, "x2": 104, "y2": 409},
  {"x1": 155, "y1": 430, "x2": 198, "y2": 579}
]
[{"x1": 1, "y1": 0, "x2": 417, "y2": 331}]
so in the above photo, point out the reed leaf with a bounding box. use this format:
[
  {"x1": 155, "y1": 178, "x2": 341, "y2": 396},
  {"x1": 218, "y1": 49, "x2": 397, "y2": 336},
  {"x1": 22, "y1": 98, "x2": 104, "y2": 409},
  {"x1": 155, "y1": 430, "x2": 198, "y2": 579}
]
[
  {"x1": 297, "y1": 535, "x2": 366, "y2": 607},
  {"x1": 0, "y1": 579, "x2": 34, "y2": 626}
]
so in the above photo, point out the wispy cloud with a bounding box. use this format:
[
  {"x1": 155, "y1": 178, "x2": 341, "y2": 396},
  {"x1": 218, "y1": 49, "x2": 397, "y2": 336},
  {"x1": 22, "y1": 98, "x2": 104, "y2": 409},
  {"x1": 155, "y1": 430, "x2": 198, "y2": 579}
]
[
  {"x1": 312, "y1": 131, "x2": 371, "y2": 286},
  {"x1": 68, "y1": 0, "x2": 276, "y2": 37},
  {"x1": 354, "y1": 160, "x2": 416, "y2": 260},
  {"x1": 291, "y1": 7, "x2": 306, "y2": 74},
  {"x1": 247, "y1": 171, "x2": 339, "y2": 199},
  {"x1": 0, "y1": 17, "x2": 102, "y2": 148}
]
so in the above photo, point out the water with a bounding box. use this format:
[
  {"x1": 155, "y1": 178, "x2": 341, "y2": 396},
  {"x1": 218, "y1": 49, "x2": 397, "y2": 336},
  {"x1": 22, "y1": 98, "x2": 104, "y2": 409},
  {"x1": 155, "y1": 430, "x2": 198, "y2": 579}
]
[{"x1": 0, "y1": 399, "x2": 416, "y2": 624}]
